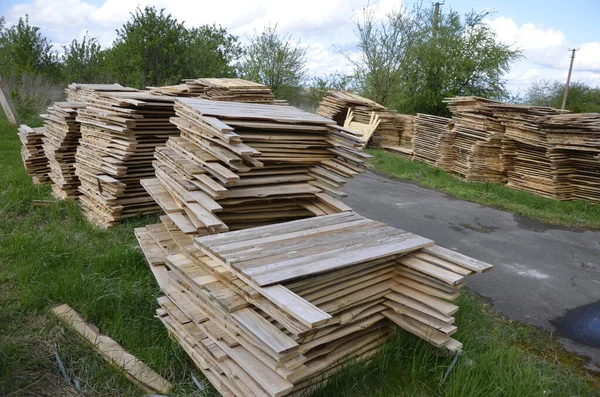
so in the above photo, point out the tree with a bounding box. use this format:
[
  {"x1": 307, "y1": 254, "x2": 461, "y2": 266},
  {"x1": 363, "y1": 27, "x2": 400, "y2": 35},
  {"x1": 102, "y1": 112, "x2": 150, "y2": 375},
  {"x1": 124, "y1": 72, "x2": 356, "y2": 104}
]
[
  {"x1": 61, "y1": 33, "x2": 107, "y2": 83},
  {"x1": 106, "y1": 7, "x2": 188, "y2": 88},
  {"x1": 526, "y1": 79, "x2": 600, "y2": 113},
  {"x1": 183, "y1": 25, "x2": 243, "y2": 78},
  {"x1": 350, "y1": 3, "x2": 522, "y2": 116},
  {"x1": 0, "y1": 15, "x2": 58, "y2": 79},
  {"x1": 241, "y1": 25, "x2": 307, "y2": 100},
  {"x1": 307, "y1": 73, "x2": 356, "y2": 104}
]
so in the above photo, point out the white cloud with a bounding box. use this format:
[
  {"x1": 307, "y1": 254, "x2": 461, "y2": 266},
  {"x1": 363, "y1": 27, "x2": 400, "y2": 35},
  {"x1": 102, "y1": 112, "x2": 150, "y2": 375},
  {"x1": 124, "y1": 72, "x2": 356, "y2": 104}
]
[{"x1": 486, "y1": 16, "x2": 600, "y2": 91}]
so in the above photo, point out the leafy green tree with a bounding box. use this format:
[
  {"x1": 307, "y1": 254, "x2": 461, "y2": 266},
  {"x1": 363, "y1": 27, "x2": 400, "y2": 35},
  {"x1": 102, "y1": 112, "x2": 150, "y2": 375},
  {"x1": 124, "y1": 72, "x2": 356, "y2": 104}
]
[
  {"x1": 307, "y1": 73, "x2": 356, "y2": 104},
  {"x1": 241, "y1": 25, "x2": 307, "y2": 100},
  {"x1": 350, "y1": 3, "x2": 522, "y2": 116},
  {"x1": 106, "y1": 6, "x2": 188, "y2": 87},
  {"x1": 525, "y1": 79, "x2": 600, "y2": 113},
  {"x1": 0, "y1": 15, "x2": 58, "y2": 79},
  {"x1": 61, "y1": 33, "x2": 107, "y2": 83},
  {"x1": 183, "y1": 25, "x2": 243, "y2": 78}
]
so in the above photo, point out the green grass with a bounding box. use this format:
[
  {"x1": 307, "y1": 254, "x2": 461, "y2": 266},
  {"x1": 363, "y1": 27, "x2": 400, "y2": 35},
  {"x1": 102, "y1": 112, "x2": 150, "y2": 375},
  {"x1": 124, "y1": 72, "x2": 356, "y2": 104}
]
[
  {"x1": 367, "y1": 149, "x2": 600, "y2": 229},
  {"x1": 0, "y1": 117, "x2": 598, "y2": 396}
]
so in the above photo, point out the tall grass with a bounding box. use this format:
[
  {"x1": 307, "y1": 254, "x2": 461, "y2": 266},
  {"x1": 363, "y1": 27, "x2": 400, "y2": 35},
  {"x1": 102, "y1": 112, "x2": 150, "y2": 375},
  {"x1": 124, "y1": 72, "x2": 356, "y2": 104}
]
[{"x1": 1, "y1": 73, "x2": 65, "y2": 125}]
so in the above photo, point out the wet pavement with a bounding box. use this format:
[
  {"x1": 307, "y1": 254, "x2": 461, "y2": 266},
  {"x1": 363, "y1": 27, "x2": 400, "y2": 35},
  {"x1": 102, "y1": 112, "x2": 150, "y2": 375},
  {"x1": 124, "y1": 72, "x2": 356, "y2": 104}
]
[{"x1": 342, "y1": 171, "x2": 600, "y2": 370}]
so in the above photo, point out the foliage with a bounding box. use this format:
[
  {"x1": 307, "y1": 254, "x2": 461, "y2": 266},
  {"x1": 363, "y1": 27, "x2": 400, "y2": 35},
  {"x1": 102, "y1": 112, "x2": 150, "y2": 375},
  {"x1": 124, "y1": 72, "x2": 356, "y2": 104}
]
[
  {"x1": 106, "y1": 7, "x2": 188, "y2": 88},
  {"x1": 183, "y1": 25, "x2": 243, "y2": 79},
  {"x1": 526, "y1": 79, "x2": 600, "y2": 113},
  {"x1": 61, "y1": 33, "x2": 107, "y2": 83},
  {"x1": 241, "y1": 25, "x2": 307, "y2": 100},
  {"x1": 307, "y1": 72, "x2": 356, "y2": 104},
  {"x1": 105, "y1": 7, "x2": 243, "y2": 89},
  {"x1": 350, "y1": 3, "x2": 522, "y2": 116},
  {"x1": 0, "y1": 15, "x2": 59, "y2": 80}
]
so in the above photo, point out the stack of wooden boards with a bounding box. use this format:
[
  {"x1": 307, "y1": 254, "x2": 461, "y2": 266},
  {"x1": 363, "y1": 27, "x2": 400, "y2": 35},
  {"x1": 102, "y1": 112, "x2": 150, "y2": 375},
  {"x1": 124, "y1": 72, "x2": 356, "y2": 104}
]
[
  {"x1": 149, "y1": 78, "x2": 281, "y2": 104},
  {"x1": 135, "y1": 212, "x2": 492, "y2": 397},
  {"x1": 542, "y1": 113, "x2": 600, "y2": 202},
  {"x1": 141, "y1": 98, "x2": 369, "y2": 235},
  {"x1": 316, "y1": 91, "x2": 405, "y2": 149},
  {"x1": 443, "y1": 97, "x2": 508, "y2": 182},
  {"x1": 17, "y1": 124, "x2": 50, "y2": 184},
  {"x1": 74, "y1": 90, "x2": 180, "y2": 227},
  {"x1": 491, "y1": 104, "x2": 569, "y2": 199},
  {"x1": 412, "y1": 114, "x2": 453, "y2": 168},
  {"x1": 41, "y1": 102, "x2": 86, "y2": 199},
  {"x1": 66, "y1": 83, "x2": 138, "y2": 102}
]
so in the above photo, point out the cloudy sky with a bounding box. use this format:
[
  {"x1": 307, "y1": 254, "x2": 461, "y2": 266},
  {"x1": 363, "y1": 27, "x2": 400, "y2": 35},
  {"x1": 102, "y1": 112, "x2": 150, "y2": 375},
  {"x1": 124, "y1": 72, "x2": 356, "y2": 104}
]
[{"x1": 1, "y1": 0, "x2": 599, "y2": 96}]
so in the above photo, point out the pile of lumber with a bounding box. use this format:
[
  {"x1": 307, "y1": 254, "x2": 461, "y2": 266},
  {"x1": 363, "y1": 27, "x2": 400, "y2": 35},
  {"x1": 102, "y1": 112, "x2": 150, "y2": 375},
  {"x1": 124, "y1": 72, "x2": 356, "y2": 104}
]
[
  {"x1": 444, "y1": 97, "x2": 506, "y2": 182},
  {"x1": 74, "y1": 90, "x2": 180, "y2": 227},
  {"x1": 141, "y1": 98, "x2": 369, "y2": 235},
  {"x1": 542, "y1": 113, "x2": 600, "y2": 202},
  {"x1": 17, "y1": 124, "x2": 50, "y2": 184},
  {"x1": 66, "y1": 83, "x2": 138, "y2": 102},
  {"x1": 149, "y1": 78, "x2": 280, "y2": 104},
  {"x1": 316, "y1": 91, "x2": 403, "y2": 148},
  {"x1": 41, "y1": 102, "x2": 86, "y2": 199},
  {"x1": 491, "y1": 104, "x2": 569, "y2": 199},
  {"x1": 135, "y1": 212, "x2": 492, "y2": 397},
  {"x1": 412, "y1": 114, "x2": 453, "y2": 167}
]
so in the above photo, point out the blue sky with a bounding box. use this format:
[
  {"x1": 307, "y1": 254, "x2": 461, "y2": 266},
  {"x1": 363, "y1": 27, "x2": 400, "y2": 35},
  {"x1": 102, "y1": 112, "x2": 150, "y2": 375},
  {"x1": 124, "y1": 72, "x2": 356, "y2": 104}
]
[{"x1": 1, "y1": 0, "x2": 599, "y2": 95}]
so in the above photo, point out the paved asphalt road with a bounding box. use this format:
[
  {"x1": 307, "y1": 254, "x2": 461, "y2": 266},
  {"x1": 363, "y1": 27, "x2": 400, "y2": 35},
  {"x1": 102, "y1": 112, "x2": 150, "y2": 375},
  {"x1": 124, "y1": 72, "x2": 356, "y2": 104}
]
[{"x1": 342, "y1": 171, "x2": 600, "y2": 370}]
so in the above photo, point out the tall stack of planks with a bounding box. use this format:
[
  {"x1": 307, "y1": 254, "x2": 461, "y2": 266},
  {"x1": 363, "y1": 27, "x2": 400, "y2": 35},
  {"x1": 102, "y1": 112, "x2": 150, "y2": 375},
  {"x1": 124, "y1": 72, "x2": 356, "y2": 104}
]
[
  {"x1": 74, "y1": 90, "x2": 180, "y2": 228},
  {"x1": 444, "y1": 97, "x2": 507, "y2": 182},
  {"x1": 141, "y1": 98, "x2": 368, "y2": 235},
  {"x1": 41, "y1": 102, "x2": 86, "y2": 199},
  {"x1": 412, "y1": 114, "x2": 453, "y2": 168},
  {"x1": 17, "y1": 124, "x2": 50, "y2": 184},
  {"x1": 136, "y1": 212, "x2": 492, "y2": 397},
  {"x1": 542, "y1": 113, "x2": 600, "y2": 202},
  {"x1": 491, "y1": 104, "x2": 568, "y2": 199}
]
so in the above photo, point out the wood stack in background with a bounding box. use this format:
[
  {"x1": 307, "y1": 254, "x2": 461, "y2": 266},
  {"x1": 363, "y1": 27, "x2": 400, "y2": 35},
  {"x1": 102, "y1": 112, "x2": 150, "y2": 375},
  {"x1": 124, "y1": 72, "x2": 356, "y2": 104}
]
[
  {"x1": 316, "y1": 91, "x2": 404, "y2": 148},
  {"x1": 543, "y1": 113, "x2": 600, "y2": 202},
  {"x1": 74, "y1": 90, "x2": 180, "y2": 228},
  {"x1": 492, "y1": 104, "x2": 569, "y2": 199},
  {"x1": 17, "y1": 124, "x2": 50, "y2": 184},
  {"x1": 66, "y1": 83, "x2": 138, "y2": 102},
  {"x1": 444, "y1": 97, "x2": 506, "y2": 182},
  {"x1": 149, "y1": 78, "x2": 281, "y2": 104},
  {"x1": 135, "y1": 212, "x2": 492, "y2": 397},
  {"x1": 41, "y1": 102, "x2": 86, "y2": 199},
  {"x1": 412, "y1": 114, "x2": 453, "y2": 167},
  {"x1": 141, "y1": 98, "x2": 368, "y2": 236}
]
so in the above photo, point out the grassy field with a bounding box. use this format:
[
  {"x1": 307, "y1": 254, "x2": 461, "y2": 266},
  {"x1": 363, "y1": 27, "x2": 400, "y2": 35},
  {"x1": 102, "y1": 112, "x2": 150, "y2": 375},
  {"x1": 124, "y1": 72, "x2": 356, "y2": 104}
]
[
  {"x1": 1, "y1": 116, "x2": 599, "y2": 396},
  {"x1": 367, "y1": 149, "x2": 600, "y2": 229}
]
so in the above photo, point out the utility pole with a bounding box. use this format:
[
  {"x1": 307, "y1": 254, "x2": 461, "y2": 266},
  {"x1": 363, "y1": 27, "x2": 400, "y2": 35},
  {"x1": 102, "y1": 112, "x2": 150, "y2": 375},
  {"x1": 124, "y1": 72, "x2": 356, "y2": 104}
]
[
  {"x1": 561, "y1": 48, "x2": 578, "y2": 110},
  {"x1": 433, "y1": 2, "x2": 443, "y2": 38}
]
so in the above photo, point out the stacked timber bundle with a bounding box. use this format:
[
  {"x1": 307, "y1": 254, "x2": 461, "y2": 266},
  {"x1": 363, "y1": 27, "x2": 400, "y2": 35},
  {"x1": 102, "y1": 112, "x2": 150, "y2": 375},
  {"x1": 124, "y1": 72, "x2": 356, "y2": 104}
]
[
  {"x1": 412, "y1": 114, "x2": 453, "y2": 167},
  {"x1": 41, "y1": 102, "x2": 86, "y2": 199},
  {"x1": 74, "y1": 91, "x2": 180, "y2": 227},
  {"x1": 66, "y1": 83, "x2": 138, "y2": 102},
  {"x1": 542, "y1": 113, "x2": 600, "y2": 202},
  {"x1": 141, "y1": 98, "x2": 369, "y2": 235},
  {"x1": 316, "y1": 91, "x2": 403, "y2": 148},
  {"x1": 149, "y1": 78, "x2": 280, "y2": 104},
  {"x1": 17, "y1": 124, "x2": 50, "y2": 184},
  {"x1": 444, "y1": 97, "x2": 506, "y2": 182},
  {"x1": 135, "y1": 212, "x2": 492, "y2": 396},
  {"x1": 491, "y1": 104, "x2": 569, "y2": 199}
]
